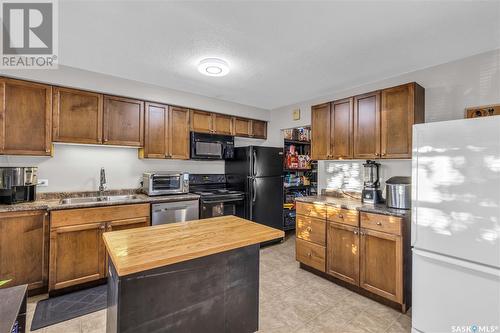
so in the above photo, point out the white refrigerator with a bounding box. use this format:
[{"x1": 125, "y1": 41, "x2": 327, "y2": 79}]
[{"x1": 412, "y1": 117, "x2": 500, "y2": 333}]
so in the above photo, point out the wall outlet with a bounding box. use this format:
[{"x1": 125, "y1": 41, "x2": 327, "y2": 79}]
[{"x1": 37, "y1": 179, "x2": 49, "y2": 187}]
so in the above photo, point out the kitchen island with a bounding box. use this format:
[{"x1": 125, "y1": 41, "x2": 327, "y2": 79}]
[{"x1": 103, "y1": 215, "x2": 284, "y2": 333}]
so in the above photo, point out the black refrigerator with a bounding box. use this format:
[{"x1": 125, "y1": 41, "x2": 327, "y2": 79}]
[{"x1": 226, "y1": 146, "x2": 284, "y2": 232}]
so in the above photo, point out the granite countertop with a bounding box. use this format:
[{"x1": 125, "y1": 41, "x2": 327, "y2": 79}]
[
  {"x1": 103, "y1": 215, "x2": 284, "y2": 276},
  {"x1": 295, "y1": 195, "x2": 410, "y2": 217},
  {"x1": 0, "y1": 190, "x2": 200, "y2": 213}
]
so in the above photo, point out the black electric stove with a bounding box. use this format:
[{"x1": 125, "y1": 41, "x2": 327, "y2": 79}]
[{"x1": 189, "y1": 174, "x2": 245, "y2": 219}]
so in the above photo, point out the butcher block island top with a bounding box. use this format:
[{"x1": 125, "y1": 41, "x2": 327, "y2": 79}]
[{"x1": 103, "y1": 215, "x2": 284, "y2": 276}]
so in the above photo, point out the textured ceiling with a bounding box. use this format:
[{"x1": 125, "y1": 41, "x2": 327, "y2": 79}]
[{"x1": 58, "y1": 1, "x2": 500, "y2": 109}]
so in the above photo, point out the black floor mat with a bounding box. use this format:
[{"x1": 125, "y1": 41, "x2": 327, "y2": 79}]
[{"x1": 31, "y1": 284, "x2": 107, "y2": 331}]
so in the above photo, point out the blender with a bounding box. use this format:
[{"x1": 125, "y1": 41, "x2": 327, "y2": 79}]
[{"x1": 361, "y1": 160, "x2": 383, "y2": 204}]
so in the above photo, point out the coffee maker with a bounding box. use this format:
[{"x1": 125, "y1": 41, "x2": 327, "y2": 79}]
[
  {"x1": 361, "y1": 160, "x2": 383, "y2": 204},
  {"x1": 0, "y1": 167, "x2": 38, "y2": 204}
]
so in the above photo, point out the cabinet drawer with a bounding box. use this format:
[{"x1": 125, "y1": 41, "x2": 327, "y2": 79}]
[
  {"x1": 360, "y1": 212, "x2": 402, "y2": 236},
  {"x1": 296, "y1": 202, "x2": 326, "y2": 219},
  {"x1": 296, "y1": 215, "x2": 325, "y2": 246},
  {"x1": 327, "y1": 206, "x2": 359, "y2": 226},
  {"x1": 296, "y1": 238, "x2": 325, "y2": 272}
]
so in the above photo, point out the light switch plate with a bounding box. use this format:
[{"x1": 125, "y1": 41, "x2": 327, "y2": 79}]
[{"x1": 38, "y1": 179, "x2": 49, "y2": 187}]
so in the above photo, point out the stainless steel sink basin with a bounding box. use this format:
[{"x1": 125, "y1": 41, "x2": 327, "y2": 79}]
[{"x1": 59, "y1": 195, "x2": 139, "y2": 205}]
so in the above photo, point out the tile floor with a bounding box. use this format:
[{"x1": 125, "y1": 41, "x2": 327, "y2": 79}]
[{"x1": 27, "y1": 233, "x2": 411, "y2": 333}]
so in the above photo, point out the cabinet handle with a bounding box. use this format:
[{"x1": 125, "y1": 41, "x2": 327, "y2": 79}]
[
  {"x1": 307, "y1": 252, "x2": 312, "y2": 257},
  {"x1": 382, "y1": 153, "x2": 386, "y2": 156},
  {"x1": 100, "y1": 225, "x2": 105, "y2": 230},
  {"x1": 375, "y1": 153, "x2": 380, "y2": 156},
  {"x1": 338, "y1": 214, "x2": 343, "y2": 218},
  {"x1": 376, "y1": 222, "x2": 382, "y2": 226},
  {"x1": 353, "y1": 230, "x2": 358, "y2": 235},
  {"x1": 306, "y1": 226, "x2": 312, "y2": 232}
]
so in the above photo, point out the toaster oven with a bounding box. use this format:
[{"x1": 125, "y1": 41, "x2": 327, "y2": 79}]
[{"x1": 142, "y1": 172, "x2": 189, "y2": 196}]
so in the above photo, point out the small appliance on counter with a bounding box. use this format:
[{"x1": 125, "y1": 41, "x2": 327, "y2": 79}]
[
  {"x1": 361, "y1": 160, "x2": 383, "y2": 204},
  {"x1": 190, "y1": 132, "x2": 234, "y2": 160},
  {"x1": 189, "y1": 174, "x2": 245, "y2": 219},
  {"x1": 385, "y1": 176, "x2": 411, "y2": 209},
  {"x1": 0, "y1": 167, "x2": 37, "y2": 204},
  {"x1": 142, "y1": 172, "x2": 189, "y2": 196}
]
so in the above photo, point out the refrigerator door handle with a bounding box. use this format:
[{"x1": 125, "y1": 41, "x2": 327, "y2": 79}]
[
  {"x1": 252, "y1": 178, "x2": 257, "y2": 203},
  {"x1": 413, "y1": 249, "x2": 500, "y2": 277},
  {"x1": 252, "y1": 149, "x2": 257, "y2": 177}
]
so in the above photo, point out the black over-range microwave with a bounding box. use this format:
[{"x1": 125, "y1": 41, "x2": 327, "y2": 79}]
[{"x1": 190, "y1": 132, "x2": 234, "y2": 160}]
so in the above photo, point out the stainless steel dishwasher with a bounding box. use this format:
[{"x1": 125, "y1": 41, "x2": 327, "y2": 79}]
[{"x1": 151, "y1": 200, "x2": 199, "y2": 225}]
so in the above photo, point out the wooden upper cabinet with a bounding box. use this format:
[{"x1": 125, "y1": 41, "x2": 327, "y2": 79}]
[
  {"x1": 169, "y1": 107, "x2": 190, "y2": 159},
  {"x1": 331, "y1": 98, "x2": 353, "y2": 159},
  {"x1": 251, "y1": 120, "x2": 267, "y2": 139},
  {"x1": 311, "y1": 103, "x2": 331, "y2": 160},
  {"x1": 327, "y1": 222, "x2": 359, "y2": 286},
  {"x1": 359, "y1": 228, "x2": 403, "y2": 303},
  {"x1": 0, "y1": 210, "x2": 48, "y2": 291},
  {"x1": 233, "y1": 117, "x2": 251, "y2": 137},
  {"x1": 190, "y1": 109, "x2": 213, "y2": 133},
  {"x1": 0, "y1": 78, "x2": 52, "y2": 156},
  {"x1": 103, "y1": 95, "x2": 144, "y2": 147},
  {"x1": 353, "y1": 91, "x2": 381, "y2": 159},
  {"x1": 142, "y1": 104, "x2": 190, "y2": 160},
  {"x1": 53, "y1": 87, "x2": 103, "y2": 144},
  {"x1": 213, "y1": 113, "x2": 233, "y2": 135},
  {"x1": 381, "y1": 83, "x2": 424, "y2": 159},
  {"x1": 143, "y1": 102, "x2": 168, "y2": 159}
]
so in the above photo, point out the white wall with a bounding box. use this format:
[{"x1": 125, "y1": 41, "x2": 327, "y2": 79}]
[
  {"x1": 267, "y1": 49, "x2": 500, "y2": 193},
  {"x1": 0, "y1": 65, "x2": 269, "y2": 192}
]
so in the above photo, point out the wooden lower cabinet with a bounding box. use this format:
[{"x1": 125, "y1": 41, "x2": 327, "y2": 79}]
[
  {"x1": 0, "y1": 210, "x2": 48, "y2": 292},
  {"x1": 296, "y1": 238, "x2": 325, "y2": 272},
  {"x1": 49, "y1": 204, "x2": 150, "y2": 291},
  {"x1": 49, "y1": 222, "x2": 106, "y2": 290},
  {"x1": 359, "y1": 228, "x2": 403, "y2": 303},
  {"x1": 296, "y1": 201, "x2": 409, "y2": 312},
  {"x1": 327, "y1": 222, "x2": 359, "y2": 286}
]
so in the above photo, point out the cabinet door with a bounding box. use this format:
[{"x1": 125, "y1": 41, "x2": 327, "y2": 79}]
[
  {"x1": 353, "y1": 92, "x2": 381, "y2": 159},
  {"x1": 169, "y1": 107, "x2": 190, "y2": 159},
  {"x1": 327, "y1": 222, "x2": 359, "y2": 286},
  {"x1": 381, "y1": 83, "x2": 414, "y2": 159},
  {"x1": 331, "y1": 98, "x2": 353, "y2": 159},
  {"x1": 49, "y1": 222, "x2": 106, "y2": 291},
  {"x1": 250, "y1": 120, "x2": 267, "y2": 139},
  {"x1": 143, "y1": 102, "x2": 168, "y2": 159},
  {"x1": 359, "y1": 228, "x2": 403, "y2": 303},
  {"x1": 190, "y1": 110, "x2": 213, "y2": 133},
  {"x1": 103, "y1": 95, "x2": 144, "y2": 146},
  {"x1": 213, "y1": 114, "x2": 233, "y2": 135},
  {"x1": 233, "y1": 117, "x2": 251, "y2": 137},
  {"x1": 311, "y1": 103, "x2": 331, "y2": 160},
  {"x1": 53, "y1": 87, "x2": 103, "y2": 144},
  {"x1": 0, "y1": 210, "x2": 48, "y2": 291},
  {"x1": 0, "y1": 78, "x2": 52, "y2": 155}
]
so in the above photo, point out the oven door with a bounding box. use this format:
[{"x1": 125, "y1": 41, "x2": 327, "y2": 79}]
[{"x1": 200, "y1": 197, "x2": 245, "y2": 219}]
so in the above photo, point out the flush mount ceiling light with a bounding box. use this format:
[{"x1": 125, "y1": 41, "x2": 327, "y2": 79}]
[{"x1": 198, "y1": 58, "x2": 230, "y2": 77}]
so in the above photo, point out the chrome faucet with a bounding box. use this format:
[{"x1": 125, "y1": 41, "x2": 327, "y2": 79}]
[{"x1": 99, "y1": 168, "x2": 106, "y2": 197}]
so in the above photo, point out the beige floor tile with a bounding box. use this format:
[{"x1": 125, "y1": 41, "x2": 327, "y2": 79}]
[
  {"x1": 349, "y1": 311, "x2": 394, "y2": 333},
  {"x1": 386, "y1": 314, "x2": 412, "y2": 333}
]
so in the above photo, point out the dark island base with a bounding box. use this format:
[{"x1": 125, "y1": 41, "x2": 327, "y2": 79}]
[{"x1": 107, "y1": 244, "x2": 259, "y2": 333}]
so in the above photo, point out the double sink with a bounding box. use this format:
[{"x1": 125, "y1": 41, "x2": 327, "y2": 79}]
[{"x1": 59, "y1": 194, "x2": 139, "y2": 205}]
